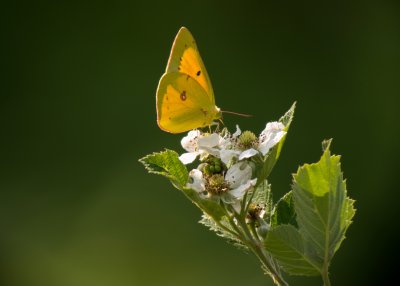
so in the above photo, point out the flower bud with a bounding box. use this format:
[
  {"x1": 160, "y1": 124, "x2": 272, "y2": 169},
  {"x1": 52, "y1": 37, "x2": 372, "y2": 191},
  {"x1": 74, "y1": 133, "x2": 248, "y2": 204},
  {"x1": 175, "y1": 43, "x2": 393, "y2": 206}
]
[{"x1": 257, "y1": 219, "x2": 270, "y2": 238}]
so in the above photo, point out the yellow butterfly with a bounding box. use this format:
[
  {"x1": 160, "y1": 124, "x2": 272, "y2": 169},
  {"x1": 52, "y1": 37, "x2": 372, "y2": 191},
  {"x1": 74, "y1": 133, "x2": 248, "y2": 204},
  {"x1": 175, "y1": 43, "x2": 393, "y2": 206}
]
[{"x1": 156, "y1": 27, "x2": 222, "y2": 134}]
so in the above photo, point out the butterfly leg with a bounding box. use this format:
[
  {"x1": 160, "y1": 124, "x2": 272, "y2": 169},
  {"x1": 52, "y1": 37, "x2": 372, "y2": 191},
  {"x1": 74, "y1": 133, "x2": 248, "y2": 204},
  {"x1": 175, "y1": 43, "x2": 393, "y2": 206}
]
[{"x1": 216, "y1": 118, "x2": 225, "y2": 133}]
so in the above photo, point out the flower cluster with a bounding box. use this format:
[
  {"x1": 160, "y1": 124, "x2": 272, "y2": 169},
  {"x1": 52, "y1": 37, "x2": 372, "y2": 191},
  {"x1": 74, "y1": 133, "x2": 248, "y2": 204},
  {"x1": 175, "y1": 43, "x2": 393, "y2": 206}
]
[
  {"x1": 179, "y1": 122, "x2": 286, "y2": 212},
  {"x1": 140, "y1": 102, "x2": 354, "y2": 286}
]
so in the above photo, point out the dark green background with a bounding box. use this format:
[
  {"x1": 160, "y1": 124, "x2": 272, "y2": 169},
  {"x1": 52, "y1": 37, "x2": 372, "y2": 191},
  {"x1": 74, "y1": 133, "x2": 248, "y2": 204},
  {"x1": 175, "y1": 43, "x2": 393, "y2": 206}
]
[{"x1": 2, "y1": 1, "x2": 399, "y2": 285}]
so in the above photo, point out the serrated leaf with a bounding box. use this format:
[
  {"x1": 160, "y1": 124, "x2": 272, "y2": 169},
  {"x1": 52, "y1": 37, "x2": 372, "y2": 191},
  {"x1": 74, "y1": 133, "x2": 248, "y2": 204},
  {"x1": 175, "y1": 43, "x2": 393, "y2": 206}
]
[
  {"x1": 139, "y1": 150, "x2": 225, "y2": 221},
  {"x1": 265, "y1": 225, "x2": 320, "y2": 276},
  {"x1": 292, "y1": 141, "x2": 353, "y2": 264},
  {"x1": 139, "y1": 149, "x2": 188, "y2": 188},
  {"x1": 256, "y1": 102, "x2": 296, "y2": 183},
  {"x1": 343, "y1": 198, "x2": 355, "y2": 230},
  {"x1": 265, "y1": 141, "x2": 356, "y2": 276},
  {"x1": 334, "y1": 197, "x2": 355, "y2": 252},
  {"x1": 279, "y1": 101, "x2": 296, "y2": 129},
  {"x1": 271, "y1": 191, "x2": 297, "y2": 227},
  {"x1": 200, "y1": 214, "x2": 248, "y2": 251},
  {"x1": 182, "y1": 187, "x2": 225, "y2": 221},
  {"x1": 249, "y1": 180, "x2": 273, "y2": 219}
]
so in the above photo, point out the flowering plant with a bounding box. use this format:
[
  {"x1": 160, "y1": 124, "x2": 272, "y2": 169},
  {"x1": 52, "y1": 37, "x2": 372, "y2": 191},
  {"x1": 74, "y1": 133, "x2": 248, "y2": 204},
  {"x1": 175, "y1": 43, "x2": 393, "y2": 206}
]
[{"x1": 140, "y1": 103, "x2": 355, "y2": 286}]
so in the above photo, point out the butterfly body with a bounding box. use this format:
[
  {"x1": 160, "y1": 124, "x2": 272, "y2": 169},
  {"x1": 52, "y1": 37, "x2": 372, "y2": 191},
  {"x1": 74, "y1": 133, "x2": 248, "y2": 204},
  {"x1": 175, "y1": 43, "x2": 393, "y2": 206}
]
[{"x1": 156, "y1": 27, "x2": 221, "y2": 133}]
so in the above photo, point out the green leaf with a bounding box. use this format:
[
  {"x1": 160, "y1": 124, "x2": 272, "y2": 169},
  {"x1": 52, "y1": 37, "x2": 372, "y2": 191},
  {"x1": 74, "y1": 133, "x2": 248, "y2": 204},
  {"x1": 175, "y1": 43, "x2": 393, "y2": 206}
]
[
  {"x1": 265, "y1": 140, "x2": 356, "y2": 276},
  {"x1": 182, "y1": 187, "x2": 225, "y2": 221},
  {"x1": 293, "y1": 140, "x2": 354, "y2": 264},
  {"x1": 256, "y1": 102, "x2": 296, "y2": 183},
  {"x1": 139, "y1": 149, "x2": 188, "y2": 189},
  {"x1": 248, "y1": 180, "x2": 273, "y2": 219},
  {"x1": 139, "y1": 150, "x2": 225, "y2": 221},
  {"x1": 199, "y1": 214, "x2": 248, "y2": 251},
  {"x1": 335, "y1": 197, "x2": 355, "y2": 252},
  {"x1": 271, "y1": 191, "x2": 297, "y2": 227},
  {"x1": 265, "y1": 225, "x2": 321, "y2": 275}
]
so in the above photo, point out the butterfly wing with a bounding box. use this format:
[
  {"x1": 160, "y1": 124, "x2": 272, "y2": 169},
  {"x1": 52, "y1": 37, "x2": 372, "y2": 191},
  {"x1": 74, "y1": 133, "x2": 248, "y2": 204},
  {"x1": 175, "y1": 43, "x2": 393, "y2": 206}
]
[
  {"x1": 165, "y1": 27, "x2": 215, "y2": 105},
  {"x1": 156, "y1": 72, "x2": 219, "y2": 134}
]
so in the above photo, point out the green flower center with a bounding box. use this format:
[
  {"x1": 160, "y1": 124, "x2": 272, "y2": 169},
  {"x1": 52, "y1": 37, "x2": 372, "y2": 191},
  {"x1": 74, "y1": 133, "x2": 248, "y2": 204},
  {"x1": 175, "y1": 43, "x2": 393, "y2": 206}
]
[
  {"x1": 238, "y1": 131, "x2": 258, "y2": 150},
  {"x1": 205, "y1": 174, "x2": 230, "y2": 195}
]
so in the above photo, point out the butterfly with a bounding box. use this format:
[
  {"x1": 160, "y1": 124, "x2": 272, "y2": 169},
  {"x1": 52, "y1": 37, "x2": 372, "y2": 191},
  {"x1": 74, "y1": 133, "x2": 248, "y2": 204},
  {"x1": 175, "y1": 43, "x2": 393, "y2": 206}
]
[{"x1": 156, "y1": 27, "x2": 222, "y2": 134}]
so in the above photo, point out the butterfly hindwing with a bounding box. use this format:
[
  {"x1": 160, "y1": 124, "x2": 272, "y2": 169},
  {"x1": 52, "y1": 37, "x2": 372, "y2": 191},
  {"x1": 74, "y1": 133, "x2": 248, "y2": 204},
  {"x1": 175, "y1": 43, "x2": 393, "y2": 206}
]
[
  {"x1": 165, "y1": 27, "x2": 215, "y2": 104},
  {"x1": 156, "y1": 72, "x2": 218, "y2": 134}
]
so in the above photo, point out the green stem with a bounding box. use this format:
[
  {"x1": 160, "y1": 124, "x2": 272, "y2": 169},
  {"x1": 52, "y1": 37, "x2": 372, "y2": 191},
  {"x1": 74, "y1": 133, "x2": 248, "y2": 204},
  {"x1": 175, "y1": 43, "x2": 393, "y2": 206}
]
[
  {"x1": 221, "y1": 203, "x2": 288, "y2": 286},
  {"x1": 215, "y1": 220, "x2": 241, "y2": 241},
  {"x1": 321, "y1": 264, "x2": 331, "y2": 286},
  {"x1": 235, "y1": 216, "x2": 288, "y2": 286},
  {"x1": 249, "y1": 222, "x2": 260, "y2": 241},
  {"x1": 254, "y1": 245, "x2": 288, "y2": 286}
]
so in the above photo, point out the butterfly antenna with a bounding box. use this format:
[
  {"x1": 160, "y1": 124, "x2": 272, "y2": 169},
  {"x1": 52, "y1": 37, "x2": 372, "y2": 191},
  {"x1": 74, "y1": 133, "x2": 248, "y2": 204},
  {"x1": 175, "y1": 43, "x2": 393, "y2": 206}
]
[{"x1": 221, "y1": 110, "x2": 253, "y2": 118}]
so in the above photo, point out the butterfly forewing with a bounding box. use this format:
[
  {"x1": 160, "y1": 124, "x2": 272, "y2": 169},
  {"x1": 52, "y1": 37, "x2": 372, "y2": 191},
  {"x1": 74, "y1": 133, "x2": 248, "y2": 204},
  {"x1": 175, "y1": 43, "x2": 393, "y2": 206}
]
[
  {"x1": 165, "y1": 27, "x2": 215, "y2": 104},
  {"x1": 157, "y1": 72, "x2": 217, "y2": 134}
]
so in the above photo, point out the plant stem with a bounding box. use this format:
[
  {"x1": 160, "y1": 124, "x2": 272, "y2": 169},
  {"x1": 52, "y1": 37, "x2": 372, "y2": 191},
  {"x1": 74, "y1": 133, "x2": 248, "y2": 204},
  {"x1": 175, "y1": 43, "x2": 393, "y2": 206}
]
[
  {"x1": 235, "y1": 216, "x2": 288, "y2": 286},
  {"x1": 321, "y1": 264, "x2": 331, "y2": 286},
  {"x1": 215, "y1": 220, "x2": 242, "y2": 240},
  {"x1": 255, "y1": 245, "x2": 288, "y2": 286},
  {"x1": 222, "y1": 203, "x2": 288, "y2": 286}
]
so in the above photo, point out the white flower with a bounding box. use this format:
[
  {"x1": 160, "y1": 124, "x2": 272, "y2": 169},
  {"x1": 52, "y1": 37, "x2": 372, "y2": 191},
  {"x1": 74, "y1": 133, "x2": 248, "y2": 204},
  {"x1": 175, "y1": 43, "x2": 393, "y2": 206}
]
[
  {"x1": 179, "y1": 131, "x2": 221, "y2": 164},
  {"x1": 232, "y1": 125, "x2": 242, "y2": 138},
  {"x1": 185, "y1": 161, "x2": 257, "y2": 201},
  {"x1": 197, "y1": 133, "x2": 222, "y2": 157},
  {"x1": 225, "y1": 121, "x2": 287, "y2": 162},
  {"x1": 181, "y1": 130, "x2": 201, "y2": 153},
  {"x1": 219, "y1": 149, "x2": 241, "y2": 165},
  {"x1": 218, "y1": 125, "x2": 242, "y2": 165},
  {"x1": 224, "y1": 162, "x2": 257, "y2": 199},
  {"x1": 238, "y1": 148, "x2": 259, "y2": 160},
  {"x1": 258, "y1": 122, "x2": 286, "y2": 155},
  {"x1": 179, "y1": 122, "x2": 285, "y2": 166},
  {"x1": 186, "y1": 169, "x2": 205, "y2": 193}
]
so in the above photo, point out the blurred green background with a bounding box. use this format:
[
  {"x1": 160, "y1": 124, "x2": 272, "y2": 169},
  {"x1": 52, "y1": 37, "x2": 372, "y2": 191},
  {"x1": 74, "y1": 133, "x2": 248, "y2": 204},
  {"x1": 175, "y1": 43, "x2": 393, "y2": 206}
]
[{"x1": 2, "y1": 1, "x2": 399, "y2": 285}]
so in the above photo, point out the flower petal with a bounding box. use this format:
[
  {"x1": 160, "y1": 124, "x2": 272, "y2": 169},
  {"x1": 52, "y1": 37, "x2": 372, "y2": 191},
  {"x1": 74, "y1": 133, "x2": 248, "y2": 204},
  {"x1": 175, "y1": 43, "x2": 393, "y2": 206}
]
[
  {"x1": 225, "y1": 162, "x2": 253, "y2": 189},
  {"x1": 198, "y1": 133, "x2": 220, "y2": 148},
  {"x1": 238, "y1": 148, "x2": 259, "y2": 160},
  {"x1": 181, "y1": 130, "x2": 201, "y2": 152},
  {"x1": 229, "y1": 178, "x2": 257, "y2": 199},
  {"x1": 179, "y1": 152, "x2": 199, "y2": 164},
  {"x1": 258, "y1": 122, "x2": 286, "y2": 155},
  {"x1": 218, "y1": 136, "x2": 230, "y2": 149},
  {"x1": 186, "y1": 169, "x2": 205, "y2": 192},
  {"x1": 199, "y1": 146, "x2": 220, "y2": 157},
  {"x1": 231, "y1": 201, "x2": 242, "y2": 213},
  {"x1": 220, "y1": 193, "x2": 236, "y2": 205},
  {"x1": 232, "y1": 125, "x2": 242, "y2": 138},
  {"x1": 220, "y1": 149, "x2": 240, "y2": 165}
]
